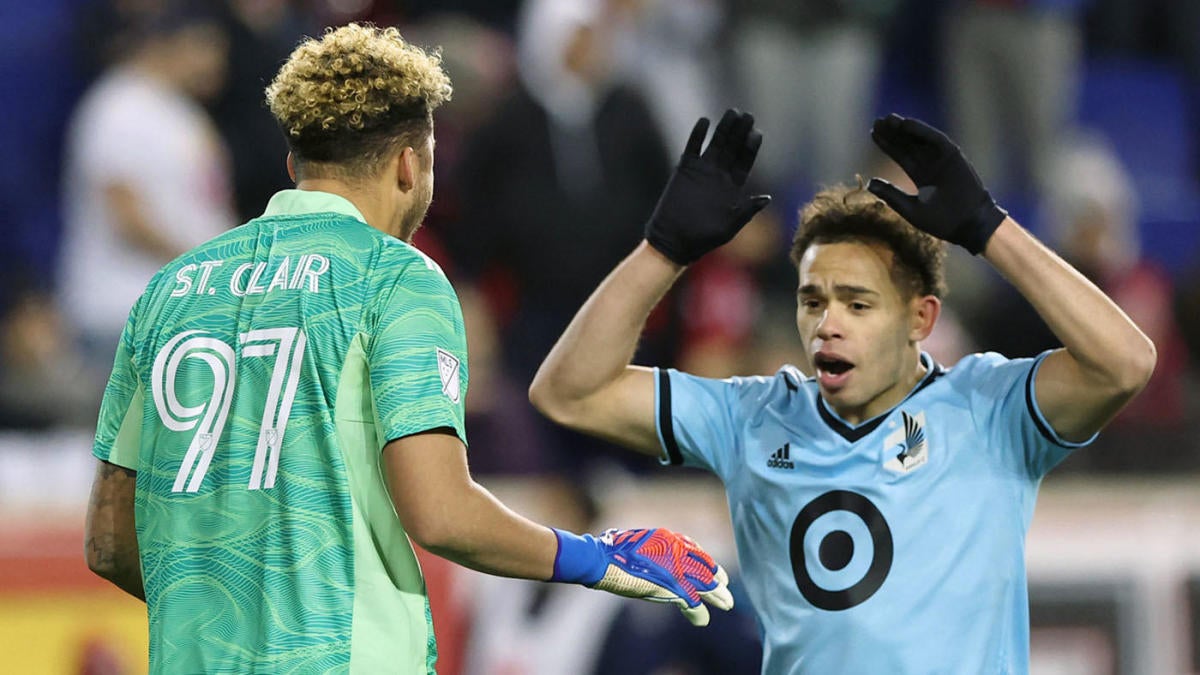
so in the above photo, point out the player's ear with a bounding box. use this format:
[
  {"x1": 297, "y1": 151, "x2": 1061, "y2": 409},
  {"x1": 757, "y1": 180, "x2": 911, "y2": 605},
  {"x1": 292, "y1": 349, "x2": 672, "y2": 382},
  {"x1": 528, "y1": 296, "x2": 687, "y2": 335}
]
[
  {"x1": 395, "y1": 146, "x2": 418, "y2": 192},
  {"x1": 909, "y1": 294, "x2": 940, "y2": 343},
  {"x1": 286, "y1": 152, "x2": 297, "y2": 183}
]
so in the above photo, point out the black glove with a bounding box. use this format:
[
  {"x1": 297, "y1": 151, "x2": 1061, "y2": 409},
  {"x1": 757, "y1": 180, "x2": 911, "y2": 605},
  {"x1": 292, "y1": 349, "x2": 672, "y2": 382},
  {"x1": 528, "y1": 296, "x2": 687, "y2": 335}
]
[
  {"x1": 867, "y1": 114, "x2": 1007, "y2": 255},
  {"x1": 644, "y1": 109, "x2": 771, "y2": 266}
]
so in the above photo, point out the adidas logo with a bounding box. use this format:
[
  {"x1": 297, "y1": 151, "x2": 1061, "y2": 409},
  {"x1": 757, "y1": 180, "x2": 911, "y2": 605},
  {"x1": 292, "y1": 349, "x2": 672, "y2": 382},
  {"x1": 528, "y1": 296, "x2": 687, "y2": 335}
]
[{"x1": 767, "y1": 443, "x2": 795, "y2": 470}]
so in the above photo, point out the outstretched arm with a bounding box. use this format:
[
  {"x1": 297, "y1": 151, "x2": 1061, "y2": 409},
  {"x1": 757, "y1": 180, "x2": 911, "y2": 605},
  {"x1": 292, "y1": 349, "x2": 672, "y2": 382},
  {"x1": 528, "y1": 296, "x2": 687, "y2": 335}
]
[
  {"x1": 529, "y1": 110, "x2": 769, "y2": 456},
  {"x1": 868, "y1": 115, "x2": 1156, "y2": 443},
  {"x1": 384, "y1": 430, "x2": 732, "y2": 625}
]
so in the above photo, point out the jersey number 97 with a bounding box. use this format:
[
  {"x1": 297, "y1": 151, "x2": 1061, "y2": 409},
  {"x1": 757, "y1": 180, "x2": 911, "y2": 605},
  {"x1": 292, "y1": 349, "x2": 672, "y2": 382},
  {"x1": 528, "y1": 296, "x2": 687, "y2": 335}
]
[{"x1": 150, "y1": 327, "x2": 307, "y2": 493}]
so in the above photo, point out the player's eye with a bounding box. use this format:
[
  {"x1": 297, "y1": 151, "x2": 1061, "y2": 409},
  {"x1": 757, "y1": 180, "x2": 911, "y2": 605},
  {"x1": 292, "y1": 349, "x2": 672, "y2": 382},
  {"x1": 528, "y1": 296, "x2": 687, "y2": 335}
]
[
  {"x1": 849, "y1": 302, "x2": 870, "y2": 311},
  {"x1": 801, "y1": 299, "x2": 822, "y2": 310}
]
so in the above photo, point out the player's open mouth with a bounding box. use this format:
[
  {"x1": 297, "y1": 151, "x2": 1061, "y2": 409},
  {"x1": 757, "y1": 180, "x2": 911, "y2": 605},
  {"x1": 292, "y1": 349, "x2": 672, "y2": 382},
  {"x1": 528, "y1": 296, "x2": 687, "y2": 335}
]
[{"x1": 814, "y1": 353, "x2": 855, "y2": 389}]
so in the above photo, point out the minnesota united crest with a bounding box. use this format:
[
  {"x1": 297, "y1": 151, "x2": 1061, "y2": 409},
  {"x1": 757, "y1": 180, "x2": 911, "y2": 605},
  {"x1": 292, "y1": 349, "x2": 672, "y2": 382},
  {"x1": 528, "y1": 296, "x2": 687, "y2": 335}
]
[{"x1": 883, "y1": 411, "x2": 928, "y2": 474}]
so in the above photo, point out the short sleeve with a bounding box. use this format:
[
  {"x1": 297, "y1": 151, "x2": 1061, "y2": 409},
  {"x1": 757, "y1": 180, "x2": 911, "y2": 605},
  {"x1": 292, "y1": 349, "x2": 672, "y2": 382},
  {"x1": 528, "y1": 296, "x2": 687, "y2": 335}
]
[
  {"x1": 961, "y1": 351, "x2": 1096, "y2": 479},
  {"x1": 93, "y1": 303, "x2": 144, "y2": 470},
  {"x1": 368, "y1": 263, "x2": 468, "y2": 446},
  {"x1": 655, "y1": 368, "x2": 740, "y2": 477}
]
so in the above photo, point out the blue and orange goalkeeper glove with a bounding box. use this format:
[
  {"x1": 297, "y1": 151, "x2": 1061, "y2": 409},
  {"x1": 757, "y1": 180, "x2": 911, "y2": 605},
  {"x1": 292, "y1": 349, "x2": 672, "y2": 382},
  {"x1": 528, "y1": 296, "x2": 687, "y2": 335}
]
[
  {"x1": 550, "y1": 527, "x2": 733, "y2": 626},
  {"x1": 867, "y1": 113, "x2": 1008, "y2": 255}
]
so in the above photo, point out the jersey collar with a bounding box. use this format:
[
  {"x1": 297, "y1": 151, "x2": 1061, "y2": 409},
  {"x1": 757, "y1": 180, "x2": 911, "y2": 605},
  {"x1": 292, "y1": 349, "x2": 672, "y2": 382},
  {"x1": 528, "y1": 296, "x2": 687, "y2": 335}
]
[
  {"x1": 261, "y1": 189, "x2": 368, "y2": 224},
  {"x1": 816, "y1": 352, "x2": 944, "y2": 443}
]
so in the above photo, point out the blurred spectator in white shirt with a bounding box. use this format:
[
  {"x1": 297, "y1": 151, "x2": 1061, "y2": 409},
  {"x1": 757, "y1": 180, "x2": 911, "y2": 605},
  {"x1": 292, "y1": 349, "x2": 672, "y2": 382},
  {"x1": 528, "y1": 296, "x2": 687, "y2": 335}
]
[{"x1": 58, "y1": 2, "x2": 234, "y2": 372}]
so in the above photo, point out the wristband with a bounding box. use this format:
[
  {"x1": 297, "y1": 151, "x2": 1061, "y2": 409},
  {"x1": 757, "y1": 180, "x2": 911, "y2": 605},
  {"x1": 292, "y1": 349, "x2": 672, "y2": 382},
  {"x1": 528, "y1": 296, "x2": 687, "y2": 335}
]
[{"x1": 549, "y1": 528, "x2": 605, "y2": 585}]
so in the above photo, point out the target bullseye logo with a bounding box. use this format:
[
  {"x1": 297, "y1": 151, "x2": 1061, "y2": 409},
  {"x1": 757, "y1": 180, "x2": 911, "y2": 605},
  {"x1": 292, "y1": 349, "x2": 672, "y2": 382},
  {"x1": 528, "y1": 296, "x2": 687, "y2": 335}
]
[{"x1": 789, "y1": 490, "x2": 893, "y2": 610}]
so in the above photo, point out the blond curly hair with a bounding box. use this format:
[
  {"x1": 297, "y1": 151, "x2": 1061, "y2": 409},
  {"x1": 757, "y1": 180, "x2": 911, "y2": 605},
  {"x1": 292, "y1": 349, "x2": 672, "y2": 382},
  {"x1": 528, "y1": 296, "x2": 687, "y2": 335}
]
[{"x1": 266, "y1": 23, "x2": 452, "y2": 177}]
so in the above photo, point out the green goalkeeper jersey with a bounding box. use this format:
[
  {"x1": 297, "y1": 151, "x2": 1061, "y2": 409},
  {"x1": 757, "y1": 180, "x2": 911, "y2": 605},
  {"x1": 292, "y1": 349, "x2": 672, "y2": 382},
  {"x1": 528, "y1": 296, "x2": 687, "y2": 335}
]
[{"x1": 92, "y1": 190, "x2": 468, "y2": 674}]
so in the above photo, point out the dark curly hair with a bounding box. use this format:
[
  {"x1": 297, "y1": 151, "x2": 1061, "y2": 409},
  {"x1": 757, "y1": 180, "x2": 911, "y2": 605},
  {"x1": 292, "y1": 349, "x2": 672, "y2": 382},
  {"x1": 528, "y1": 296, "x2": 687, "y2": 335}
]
[{"x1": 789, "y1": 184, "x2": 947, "y2": 299}]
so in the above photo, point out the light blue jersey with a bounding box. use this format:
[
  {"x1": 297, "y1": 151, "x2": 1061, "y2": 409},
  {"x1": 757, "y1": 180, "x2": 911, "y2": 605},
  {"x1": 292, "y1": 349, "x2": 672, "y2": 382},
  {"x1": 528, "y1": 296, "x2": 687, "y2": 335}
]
[{"x1": 655, "y1": 351, "x2": 1093, "y2": 674}]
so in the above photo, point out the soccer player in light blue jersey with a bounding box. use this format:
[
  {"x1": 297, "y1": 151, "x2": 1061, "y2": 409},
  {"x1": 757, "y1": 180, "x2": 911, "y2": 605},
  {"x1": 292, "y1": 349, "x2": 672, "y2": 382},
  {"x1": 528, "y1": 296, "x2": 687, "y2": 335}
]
[{"x1": 531, "y1": 110, "x2": 1157, "y2": 673}]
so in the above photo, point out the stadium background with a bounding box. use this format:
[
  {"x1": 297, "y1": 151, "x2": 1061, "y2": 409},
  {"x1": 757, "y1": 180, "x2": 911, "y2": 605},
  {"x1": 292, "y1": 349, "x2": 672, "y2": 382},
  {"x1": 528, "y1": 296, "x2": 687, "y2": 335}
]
[{"x1": 3, "y1": 0, "x2": 1200, "y2": 673}]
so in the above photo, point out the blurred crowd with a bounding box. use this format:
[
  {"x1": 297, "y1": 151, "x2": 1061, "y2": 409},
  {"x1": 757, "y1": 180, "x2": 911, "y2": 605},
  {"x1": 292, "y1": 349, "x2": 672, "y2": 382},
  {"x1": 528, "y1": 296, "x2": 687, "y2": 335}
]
[
  {"x1": 4, "y1": 0, "x2": 1200, "y2": 672},
  {"x1": 4, "y1": 3, "x2": 1200, "y2": 468},
  {"x1": 5, "y1": 0, "x2": 1200, "y2": 467}
]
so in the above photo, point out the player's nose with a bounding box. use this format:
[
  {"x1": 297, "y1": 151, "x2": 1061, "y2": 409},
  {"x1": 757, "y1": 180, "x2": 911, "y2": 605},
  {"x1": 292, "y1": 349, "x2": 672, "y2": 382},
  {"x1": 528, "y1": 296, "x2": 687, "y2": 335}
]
[{"x1": 815, "y1": 309, "x2": 844, "y2": 340}]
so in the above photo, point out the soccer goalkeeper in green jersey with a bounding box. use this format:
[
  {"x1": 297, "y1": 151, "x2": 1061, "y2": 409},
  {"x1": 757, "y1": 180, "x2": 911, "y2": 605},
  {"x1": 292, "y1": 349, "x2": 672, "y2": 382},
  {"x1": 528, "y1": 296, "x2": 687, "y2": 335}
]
[{"x1": 83, "y1": 23, "x2": 733, "y2": 674}]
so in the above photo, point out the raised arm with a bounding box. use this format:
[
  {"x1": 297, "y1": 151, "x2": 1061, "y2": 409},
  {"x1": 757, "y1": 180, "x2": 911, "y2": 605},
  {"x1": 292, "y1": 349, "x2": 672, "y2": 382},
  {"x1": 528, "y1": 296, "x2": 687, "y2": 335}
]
[
  {"x1": 528, "y1": 243, "x2": 682, "y2": 455},
  {"x1": 529, "y1": 110, "x2": 769, "y2": 456},
  {"x1": 867, "y1": 114, "x2": 1156, "y2": 443},
  {"x1": 981, "y1": 221, "x2": 1155, "y2": 440}
]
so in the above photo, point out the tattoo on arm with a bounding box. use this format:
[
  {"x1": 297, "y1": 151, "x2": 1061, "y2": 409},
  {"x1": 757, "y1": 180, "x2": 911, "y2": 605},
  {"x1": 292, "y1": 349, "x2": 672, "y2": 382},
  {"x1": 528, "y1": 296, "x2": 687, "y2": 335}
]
[{"x1": 85, "y1": 460, "x2": 145, "y2": 601}]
